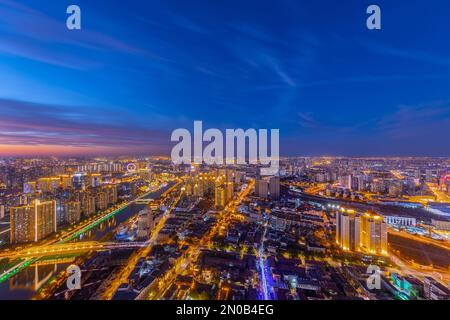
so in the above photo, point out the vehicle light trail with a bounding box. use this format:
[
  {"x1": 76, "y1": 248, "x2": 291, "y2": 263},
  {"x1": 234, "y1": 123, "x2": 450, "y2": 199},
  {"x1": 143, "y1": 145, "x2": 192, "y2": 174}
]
[
  {"x1": 258, "y1": 249, "x2": 269, "y2": 300},
  {"x1": 258, "y1": 224, "x2": 271, "y2": 300}
]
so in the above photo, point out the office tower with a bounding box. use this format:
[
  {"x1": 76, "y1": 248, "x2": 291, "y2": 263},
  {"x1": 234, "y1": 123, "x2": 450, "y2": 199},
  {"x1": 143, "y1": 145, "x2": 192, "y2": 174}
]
[
  {"x1": 10, "y1": 200, "x2": 57, "y2": 243},
  {"x1": 269, "y1": 176, "x2": 280, "y2": 200},
  {"x1": 137, "y1": 207, "x2": 153, "y2": 240},
  {"x1": 255, "y1": 179, "x2": 269, "y2": 198},
  {"x1": 335, "y1": 211, "x2": 360, "y2": 251},
  {"x1": 215, "y1": 185, "x2": 226, "y2": 209},
  {"x1": 361, "y1": 213, "x2": 387, "y2": 255}
]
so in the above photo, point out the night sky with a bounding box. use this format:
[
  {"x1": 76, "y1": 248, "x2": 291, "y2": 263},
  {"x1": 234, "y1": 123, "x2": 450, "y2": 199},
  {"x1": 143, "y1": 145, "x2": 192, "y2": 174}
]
[{"x1": 0, "y1": 0, "x2": 449, "y2": 156}]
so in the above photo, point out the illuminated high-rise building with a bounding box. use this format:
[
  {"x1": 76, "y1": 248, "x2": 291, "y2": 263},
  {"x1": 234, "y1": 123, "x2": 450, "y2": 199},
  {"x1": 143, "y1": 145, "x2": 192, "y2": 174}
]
[
  {"x1": 215, "y1": 185, "x2": 226, "y2": 209},
  {"x1": 137, "y1": 207, "x2": 154, "y2": 240},
  {"x1": 64, "y1": 202, "x2": 81, "y2": 225},
  {"x1": 339, "y1": 174, "x2": 352, "y2": 190},
  {"x1": 269, "y1": 176, "x2": 280, "y2": 200},
  {"x1": 59, "y1": 175, "x2": 73, "y2": 189},
  {"x1": 38, "y1": 178, "x2": 52, "y2": 192},
  {"x1": 10, "y1": 200, "x2": 57, "y2": 243},
  {"x1": 104, "y1": 185, "x2": 118, "y2": 205},
  {"x1": 361, "y1": 213, "x2": 387, "y2": 255},
  {"x1": 90, "y1": 174, "x2": 102, "y2": 187},
  {"x1": 81, "y1": 195, "x2": 96, "y2": 216},
  {"x1": 336, "y1": 211, "x2": 387, "y2": 255},
  {"x1": 96, "y1": 192, "x2": 108, "y2": 211},
  {"x1": 225, "y1": 181, "x2": 234, "y2": 202},
  {"x1": 336, "y1": 211, "x2": 361, "y2": 251},
  {"x1": 73, "y1": 173, "x2": 87, "y2": 190}
]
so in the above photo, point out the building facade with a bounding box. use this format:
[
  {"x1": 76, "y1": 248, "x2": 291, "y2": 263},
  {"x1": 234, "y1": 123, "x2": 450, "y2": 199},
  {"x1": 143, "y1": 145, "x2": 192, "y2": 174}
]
[{"x1": 10, "y1": 200, "x2": 57, "y2": 243}]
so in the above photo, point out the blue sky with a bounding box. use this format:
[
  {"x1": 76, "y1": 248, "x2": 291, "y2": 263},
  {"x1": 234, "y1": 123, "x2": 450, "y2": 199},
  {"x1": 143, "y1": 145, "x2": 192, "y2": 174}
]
[{"x1": 0, "y1": 0, "x2": 449, "y2": 156}]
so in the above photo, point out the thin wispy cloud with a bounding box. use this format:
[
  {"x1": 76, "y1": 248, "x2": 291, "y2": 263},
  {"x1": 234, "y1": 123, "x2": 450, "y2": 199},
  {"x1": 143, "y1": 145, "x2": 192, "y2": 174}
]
[
  {"x1": 0, "y1": 0, "x2": 158, "y2": 69},
  {"x1": 365, "y1": 41, "x2": 450, "y2": 68},
  {"x1": 298, "y1": 112, "x2": 319, "y2": 128},
  {"x1": 168, "y1": 13, "x2": 210, "y2": 34},
  {"x1": 0, "y1": 99, "x2": 170, "y2": 150},
  {"x1": 377, "y1": 101, "x2": 450, "y2": 140}
]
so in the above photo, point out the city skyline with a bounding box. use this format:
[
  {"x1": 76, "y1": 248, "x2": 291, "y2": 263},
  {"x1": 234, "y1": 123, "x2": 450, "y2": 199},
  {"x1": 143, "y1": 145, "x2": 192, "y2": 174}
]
[
  {"x1": 1, "y1": 156, "x2": 449, "y2": 301},
  {"x1": 1, "y1": 0, "x2": 450, "y2": 157}
]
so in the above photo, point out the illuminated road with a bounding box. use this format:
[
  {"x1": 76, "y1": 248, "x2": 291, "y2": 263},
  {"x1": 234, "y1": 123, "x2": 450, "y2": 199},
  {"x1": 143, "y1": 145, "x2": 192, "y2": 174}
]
[
  {"x1": 0, "y1": 241, "x2": 149, "y2": 259},
  {"x1": 390, "y1": 170, "x2": 405, "y2": 180},
  {"x1": 258, "y1": 224, "x2": 270, "y2": 300},
  {"x1": 101, "y1": 185, "x2": 184, "y2": 300},
  {"x1": 388, "y1": 250, "x2": 450, "y2": 284},
  {"x1": 138, "y1": 180, "x2": 255, "y2": 300},
  {"x1": 387, "y1": 230, "x2": 450, "y2": 285},
  {"x1": 388, "y1": 228, "x2": 450, "y2": 251},
  {"x1": 427, "y1": 183, "x2": 450, "y2": 203},
  {"x1": 303, "y1": 183, "x2": 327, "y2": 195}
]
